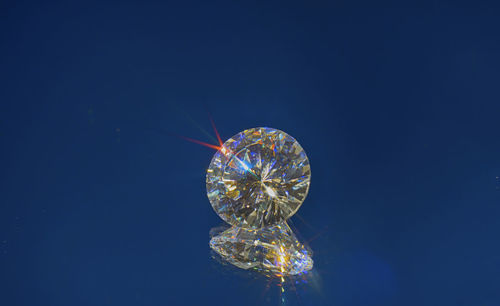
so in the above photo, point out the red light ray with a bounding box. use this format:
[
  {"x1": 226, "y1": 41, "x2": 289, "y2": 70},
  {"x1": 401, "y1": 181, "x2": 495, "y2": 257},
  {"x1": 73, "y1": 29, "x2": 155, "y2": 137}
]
[
  {"x1": 207, "y1": 111, "x2": 223, "y2": 147},
  {"x1": 177, "y1": 135, "x2": 221, "y2": 151}
]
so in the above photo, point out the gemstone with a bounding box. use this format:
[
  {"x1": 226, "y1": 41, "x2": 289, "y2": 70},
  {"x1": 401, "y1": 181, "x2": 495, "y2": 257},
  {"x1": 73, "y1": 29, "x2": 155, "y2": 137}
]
[
  {"x1": 206, "y1": 127, "x2": 311, "y2": 229},
  {"x1": 209, "y1": 222, "x2": 313, "y2": 275}
]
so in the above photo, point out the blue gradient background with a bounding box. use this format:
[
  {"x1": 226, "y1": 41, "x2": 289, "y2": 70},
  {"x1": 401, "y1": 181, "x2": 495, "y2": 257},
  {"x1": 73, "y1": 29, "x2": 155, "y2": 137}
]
[{"x1": 1, "y1": 1, "x2": 500, "y2": 305}]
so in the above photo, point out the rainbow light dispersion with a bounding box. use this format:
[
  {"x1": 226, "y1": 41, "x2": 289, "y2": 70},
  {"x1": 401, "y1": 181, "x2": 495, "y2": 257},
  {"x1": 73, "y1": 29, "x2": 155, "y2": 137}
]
[
  {"x1": 210, "y1": 223, "x2": 313, "y2": 275},
  {"x1": 207, "y1": 127, "x2": 313, "y2": 275},
  {"x1": 206, "y1": 127, "x2": 311, "y2": 229}
]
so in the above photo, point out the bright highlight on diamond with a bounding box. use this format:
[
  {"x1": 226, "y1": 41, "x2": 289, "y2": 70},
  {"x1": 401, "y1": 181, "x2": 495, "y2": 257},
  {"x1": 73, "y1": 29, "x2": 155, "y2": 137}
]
[{"x1": 206, "y1": 127, "x2": 311, "y2": 229}]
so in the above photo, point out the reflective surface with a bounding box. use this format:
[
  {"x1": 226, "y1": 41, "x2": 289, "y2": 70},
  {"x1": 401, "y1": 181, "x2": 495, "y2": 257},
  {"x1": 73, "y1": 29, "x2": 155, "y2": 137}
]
[
  {"x1": 1, "y1": 1, "x2": 500, "y2": 306},
  {"x1": 209, "y1": 223, "x2": 313, "y2": 275}
]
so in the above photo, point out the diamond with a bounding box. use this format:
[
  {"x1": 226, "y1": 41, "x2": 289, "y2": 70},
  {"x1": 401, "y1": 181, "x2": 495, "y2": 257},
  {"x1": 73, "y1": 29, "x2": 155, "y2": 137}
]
[
  {"x1": 206, "y1": 127, "x2": 311, "y2": 229},
  {"x1": 210, "y1": 222, "x2": 313, "y2": 275}
]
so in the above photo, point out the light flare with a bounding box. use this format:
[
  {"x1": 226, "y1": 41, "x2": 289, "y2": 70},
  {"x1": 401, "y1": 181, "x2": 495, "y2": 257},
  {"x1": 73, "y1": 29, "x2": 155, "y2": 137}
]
[
  {"x1": 178, "y1": 135, "x2": 221, "y2": 151},
  {"x1": 207, "y1": 111, "x2": 223, "y2": 147}
]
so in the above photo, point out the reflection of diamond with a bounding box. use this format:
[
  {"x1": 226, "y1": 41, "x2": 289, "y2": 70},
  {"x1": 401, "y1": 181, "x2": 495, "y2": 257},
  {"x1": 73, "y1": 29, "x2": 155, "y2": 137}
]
[
  {"x1": 209, "y1": 222, "x2": 313, "y2": 275},
  {"x1": 207, "y1": 127, "x2": 311, "y2": 229}
]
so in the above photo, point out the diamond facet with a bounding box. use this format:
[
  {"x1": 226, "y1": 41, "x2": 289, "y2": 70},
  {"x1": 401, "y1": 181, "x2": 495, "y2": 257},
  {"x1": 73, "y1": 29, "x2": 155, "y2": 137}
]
[
  {"x1": 206, "y1": 127, "x2": 311, "y2": 229},
  {"x1": 210, "y1": 222, "x2": 313, "y2": 275}
]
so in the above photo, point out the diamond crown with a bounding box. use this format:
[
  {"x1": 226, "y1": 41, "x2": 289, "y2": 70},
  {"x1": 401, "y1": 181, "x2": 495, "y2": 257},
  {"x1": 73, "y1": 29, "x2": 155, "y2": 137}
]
[{"x1": 206, "y1": 127, "x2": 311, "y2": 229}]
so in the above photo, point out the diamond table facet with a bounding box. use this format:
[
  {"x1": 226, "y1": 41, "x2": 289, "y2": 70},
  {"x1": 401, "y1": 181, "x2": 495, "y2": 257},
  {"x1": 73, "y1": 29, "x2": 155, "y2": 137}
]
[{"x1": 206, "y1": 127, "x2": 311, "y2": 229}]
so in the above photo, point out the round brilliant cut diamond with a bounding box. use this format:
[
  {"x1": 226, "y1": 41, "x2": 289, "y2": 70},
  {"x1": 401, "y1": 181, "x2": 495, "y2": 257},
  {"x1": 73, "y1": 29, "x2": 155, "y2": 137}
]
[{"x1": 206, "y1": 127, "x2": 311, "y2": 229}]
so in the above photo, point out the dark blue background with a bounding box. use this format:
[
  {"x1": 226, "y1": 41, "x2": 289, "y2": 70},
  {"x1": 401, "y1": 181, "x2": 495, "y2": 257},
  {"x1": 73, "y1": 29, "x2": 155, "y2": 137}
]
[{"x1": 1, "y1": 1, "x2": 499, "y2": 305}]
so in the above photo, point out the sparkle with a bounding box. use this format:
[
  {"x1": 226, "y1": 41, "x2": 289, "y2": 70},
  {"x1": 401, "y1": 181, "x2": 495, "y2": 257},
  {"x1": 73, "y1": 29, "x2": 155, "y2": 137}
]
[
  {"x1": 206, "y1": 127, "x2": 311, "y2": 229},
  {"x1": 210, "y1": 222, "x2": 313, "y2": 275}
]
